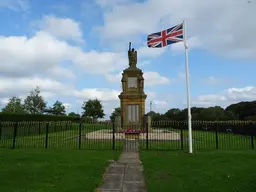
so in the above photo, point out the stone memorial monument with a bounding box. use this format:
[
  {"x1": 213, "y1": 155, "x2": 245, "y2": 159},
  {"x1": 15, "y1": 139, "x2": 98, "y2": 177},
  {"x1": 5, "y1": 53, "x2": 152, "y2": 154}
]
[{"x1": 118, "y1": 42, "x2": 147, "y2": 129}]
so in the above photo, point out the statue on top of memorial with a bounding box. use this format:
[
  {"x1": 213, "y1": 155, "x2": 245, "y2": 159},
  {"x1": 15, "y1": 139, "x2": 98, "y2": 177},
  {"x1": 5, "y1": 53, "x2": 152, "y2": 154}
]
[{"x1": 128, "y1": 42, "x2": 137, "y2": 68}]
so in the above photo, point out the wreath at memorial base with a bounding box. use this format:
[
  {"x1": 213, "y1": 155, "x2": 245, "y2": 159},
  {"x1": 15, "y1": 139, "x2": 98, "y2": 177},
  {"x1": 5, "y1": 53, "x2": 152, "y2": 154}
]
[{"x1": 119, "y1": 128, "x2": 145, "y2": 134}]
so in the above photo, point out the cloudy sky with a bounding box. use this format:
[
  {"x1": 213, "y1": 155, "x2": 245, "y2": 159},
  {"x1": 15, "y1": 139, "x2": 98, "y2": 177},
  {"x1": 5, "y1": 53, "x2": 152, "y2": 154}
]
[{"x1": 0, "y1": 0, "x2": 255, "y2": 118}]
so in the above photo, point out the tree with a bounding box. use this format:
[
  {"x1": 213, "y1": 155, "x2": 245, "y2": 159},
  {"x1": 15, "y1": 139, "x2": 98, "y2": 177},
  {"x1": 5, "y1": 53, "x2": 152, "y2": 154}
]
[
  {"x1": 81, "y1": 99, "x2": 105, "y2": 120},
  {"x1": 110, "y1": 107, "x2": 121, "y2": 122},
  {"x1": 198, "y1": 106, "x2": 229, "y2": 121},
  {"x1": 24, "y1": 86, "x2": 47, "y2": 114},
  {"x1": 164, "y1": 108, "x2": 181, "y2": 120},
  {"x1": 51, "y1": 100, "x2": 66, "y2": 115},
  {"x1": 146, "y1": 111, "x2": 166, "y2": 121},
  {"x1": 226, "y1": 101, "x2": 256, "y2": 120},
  {"x1": 1, "y1": 96, "x2": 26, "y2": 114},
  {"x1": 68, "y1": 112, "x2": 76, "y2": 117},
  {"x1": 68, "y1": 112, "x2": 80, "y2": 119}
]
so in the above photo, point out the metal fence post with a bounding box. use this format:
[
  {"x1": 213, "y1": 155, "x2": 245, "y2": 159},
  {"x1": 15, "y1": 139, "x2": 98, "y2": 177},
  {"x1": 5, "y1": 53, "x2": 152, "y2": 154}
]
[
  {"x1": 45, "y1": 122, "x2": 49, "y2": 149},
  {"x1": 12, "y1": 122, "x2": 18, "y2": 149},
  {"x1": 112, "y1": 122, "x2": 115, "y2": 150},
  {"x1": 180, "y1": 122, "x2": 184, "y2": 150},
  {"x1": 53, "y1": 122, "x2": 56, "y2": 132},
  {"x1": 215, "y1": 122, "x2": 219, "y2": 149},
  {"x1": 0, "y1": 121, "x2": 2, "y2": 140},
  {"x1": 65, "y1": 122, "x2": 68, "y2": 131},
  {"x1": 38, "y1": 122, "x2": 41, "y2": 135},
  {"x1": 28, "y1": 122, "x2": 31, "y2": 135},
  {"x1": 146, "y1": 122, "x2": 149, "y2": 150},
  {"x1": 250, "y1": 123, "x2": 254, "y2": 150},
  {"x1": 79, "y1": 122, "x2": 82, "y2": 150}
]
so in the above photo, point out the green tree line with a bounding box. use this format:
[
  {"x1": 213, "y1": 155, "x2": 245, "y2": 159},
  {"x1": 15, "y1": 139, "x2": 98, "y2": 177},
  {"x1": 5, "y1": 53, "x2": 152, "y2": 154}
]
[
  {"x1": 146, "y1": 101, "x2": 256, "y2": 121},
  {"x1": 109, "y1": 101, "x2": 256, "y2": 121},
  {"x1": 0, "y1": 86, "x2": 105, "y2": 121}
]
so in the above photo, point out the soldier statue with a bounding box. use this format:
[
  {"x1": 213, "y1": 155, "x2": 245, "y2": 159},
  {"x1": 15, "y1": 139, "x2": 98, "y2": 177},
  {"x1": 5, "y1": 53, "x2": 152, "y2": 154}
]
[{"x1": 128, "y1": 42, "x2": 137, "y2": 67}]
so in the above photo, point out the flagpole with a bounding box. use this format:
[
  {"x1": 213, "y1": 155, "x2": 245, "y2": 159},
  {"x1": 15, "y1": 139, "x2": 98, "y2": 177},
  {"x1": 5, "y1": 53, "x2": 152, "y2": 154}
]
[{"x1": 183, "y1": 20, "x2": 193, "y2": 154}]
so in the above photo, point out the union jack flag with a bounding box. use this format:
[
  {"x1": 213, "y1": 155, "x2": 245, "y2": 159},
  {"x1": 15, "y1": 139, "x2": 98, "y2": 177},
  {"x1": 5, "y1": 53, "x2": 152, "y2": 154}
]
[{"x1": 147, "y1": 23, "x2": 184, "y2": 48}]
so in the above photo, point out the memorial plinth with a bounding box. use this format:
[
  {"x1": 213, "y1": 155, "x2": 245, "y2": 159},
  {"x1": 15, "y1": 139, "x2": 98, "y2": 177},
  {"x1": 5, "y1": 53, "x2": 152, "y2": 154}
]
[{"x1": 118, "y1": 43, "x2": 147, "y2": 130}]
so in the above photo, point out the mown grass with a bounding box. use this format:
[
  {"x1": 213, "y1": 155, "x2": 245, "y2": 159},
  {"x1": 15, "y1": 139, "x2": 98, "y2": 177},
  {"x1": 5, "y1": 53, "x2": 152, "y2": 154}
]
[
  {"x1": 0, "y1": 149, "x2": 120, "y2": 192},
  {"x1": 141, "y1": 150, "x2": 256, "y2": 192}
]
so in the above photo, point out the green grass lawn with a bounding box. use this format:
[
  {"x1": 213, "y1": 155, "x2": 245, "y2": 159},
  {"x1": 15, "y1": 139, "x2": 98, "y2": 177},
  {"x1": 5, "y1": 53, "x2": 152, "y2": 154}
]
[
  {"x1": 0, "y1": 149, "x2": 120, "y2": 192},
  {"x1": 141, "y1": 150, "x2": 256, "y2": 192}
]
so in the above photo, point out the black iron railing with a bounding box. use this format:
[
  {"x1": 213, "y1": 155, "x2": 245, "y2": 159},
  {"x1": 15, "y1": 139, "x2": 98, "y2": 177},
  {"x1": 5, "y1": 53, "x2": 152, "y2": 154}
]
[{"x1": 0, "y1": 120, "x2": 255, "y2": 151}]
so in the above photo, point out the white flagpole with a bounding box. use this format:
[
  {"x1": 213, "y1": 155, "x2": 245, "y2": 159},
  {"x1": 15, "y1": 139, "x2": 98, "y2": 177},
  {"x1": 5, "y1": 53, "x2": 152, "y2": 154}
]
[{"x1": 183, "y1": 20, "x2": 193, "y2": 153}]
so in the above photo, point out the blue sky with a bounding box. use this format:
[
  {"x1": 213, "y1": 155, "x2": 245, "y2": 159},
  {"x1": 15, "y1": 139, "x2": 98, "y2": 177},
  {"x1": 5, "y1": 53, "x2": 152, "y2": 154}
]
[{"x1": 0, "y1": 0, "x2": 255, "y2": 118}]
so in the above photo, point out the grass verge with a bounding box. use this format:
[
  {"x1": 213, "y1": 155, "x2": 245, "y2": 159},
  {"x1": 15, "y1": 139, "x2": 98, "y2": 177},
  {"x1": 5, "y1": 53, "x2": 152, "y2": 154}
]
[
  {"x1": 140, "y1": 150, "x2": 256, "y2": 192},
  {"x1": 0, "y1": 149, "x2": 120, "y2": 192}
]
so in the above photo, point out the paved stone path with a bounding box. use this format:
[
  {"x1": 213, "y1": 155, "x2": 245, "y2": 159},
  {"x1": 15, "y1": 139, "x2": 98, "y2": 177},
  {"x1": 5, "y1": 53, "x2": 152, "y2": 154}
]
[{"x1": 96, "y1": 140, "x2": 146, "y2": 192}]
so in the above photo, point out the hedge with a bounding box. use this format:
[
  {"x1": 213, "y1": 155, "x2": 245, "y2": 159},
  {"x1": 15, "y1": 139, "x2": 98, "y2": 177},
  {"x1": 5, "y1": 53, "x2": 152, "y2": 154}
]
[{"x1": 0, "y1": 113, "x2": 80, "y2": 122}]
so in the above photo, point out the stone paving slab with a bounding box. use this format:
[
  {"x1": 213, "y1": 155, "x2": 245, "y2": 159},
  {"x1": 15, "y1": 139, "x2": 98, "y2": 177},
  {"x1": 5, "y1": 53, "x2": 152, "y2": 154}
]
[
  {"x1": 96, "y1": 140, "x2": 146, "y2": 192},
  {"x1": 124, "y1": 167, "x2": 144, "y2": 182},
  {"x1": 97, "y1": 191, "x2": 121, "y2": 192},
  {"x1": 122, "y1": 182, "x2": 145, "y2": 192},
  {"x1": 107, "y1": 165, "x2": 125, "y2": 174},
  {"x1": 104, "y1": 174, "x2": 124, "y2": 183},
  {"x1": 98, "y1": 181, "x2": 123, "y2": 191}
]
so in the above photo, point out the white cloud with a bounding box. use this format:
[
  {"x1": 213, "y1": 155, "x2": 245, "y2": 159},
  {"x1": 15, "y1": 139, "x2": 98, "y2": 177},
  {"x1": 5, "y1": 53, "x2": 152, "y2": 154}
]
[
  {"x1": 0, "y1": 31, "x2": 70, "y2": 78},
  {"x1": 0, "y1": 28, "x2": 128, "y2": 80},
  {"x1": 39, "y1": 15, "x2": 84, "y2": 43},
  {"x1": 99, "y1": 0, "x2": 256, "y2": 58},
  {"x1": 0, "y1": 98, "x2": 9, "y2": 106},
  {"x1": 105, "y1": 72, "x2": 122, "y2": 83},
  {"x1": 153, "y1": 100, "x2": 168, "y2": 108},
  {"x1": 48, "y1": 66, "x2": 76, "y2": 80},
  {"x1": 193, "y1": 94, "x2": 227, "y2": 107},
  {"x1": 139, "y1": 60, "x2": 151, "y2": 67},
  {"x1": 192, "y1": 86, "x2": 256, "y2": 107},
  {"x1": 226, "y1": 86, "x2": 256, "y2": 101},
  {"x1": 144, "y1": 72, "x2": 171, "y2": 86},
  {"x1": 74, "y1": 50, "x2": 127, "y2": 74},
  {"x1": 63, "y1": 103, "x2": 72, "y2": 109},
  {"x1": 0, "y1": 77, "x2": 74, "y2": 100},
  {"x1": 74, "y1": 88, "x2": 120, "y2": 101},
  {"x1": 138, "y1": 46, "x2": 166, "y2": 58},
  {"x1": 170, "y1": 36, "x2": 202, "y2": 54}
]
